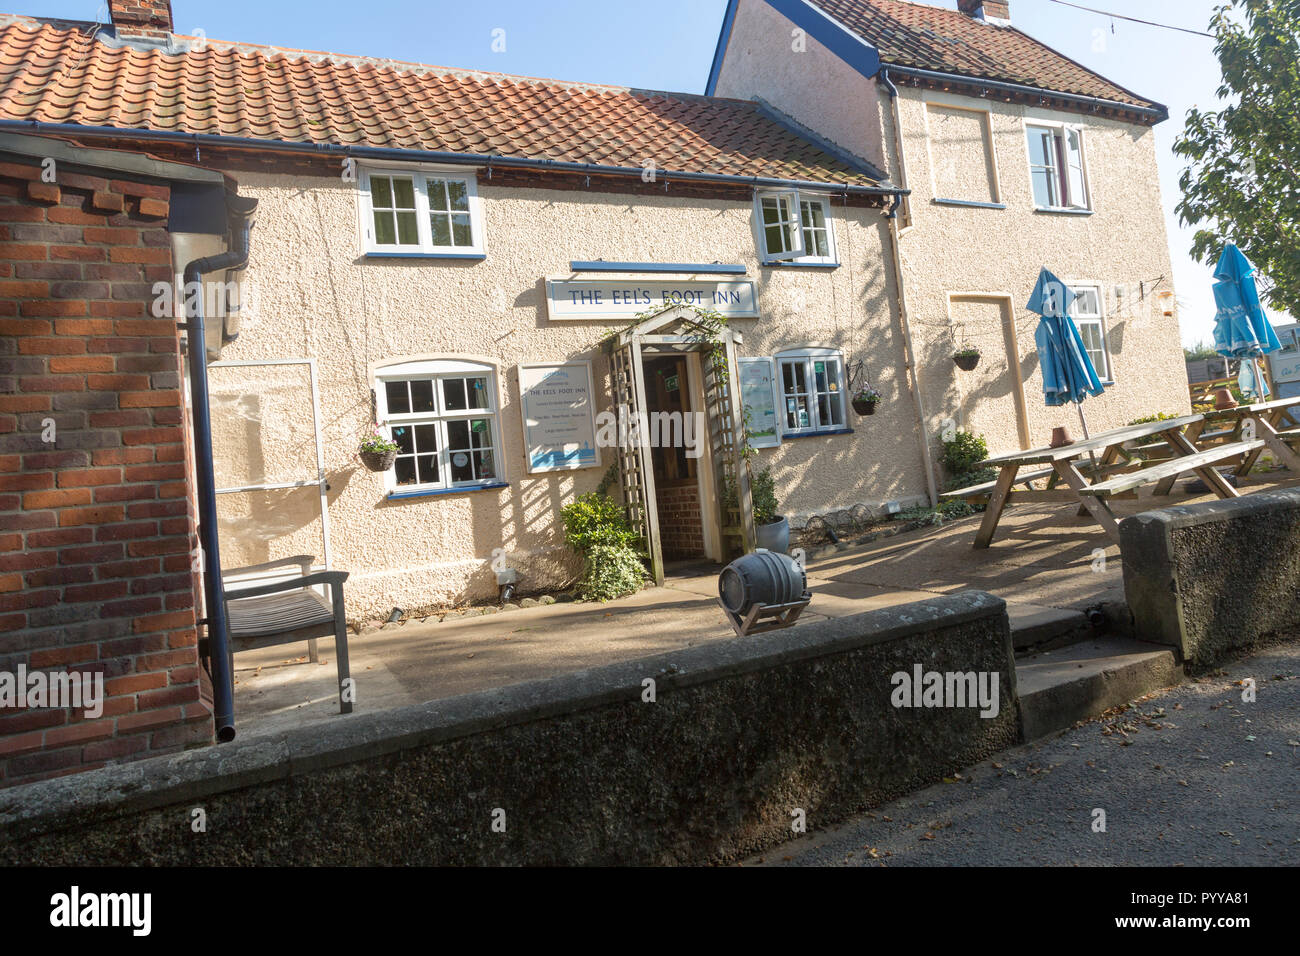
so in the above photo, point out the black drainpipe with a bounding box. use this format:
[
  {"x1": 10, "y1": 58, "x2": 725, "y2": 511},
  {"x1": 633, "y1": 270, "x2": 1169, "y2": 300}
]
[{"x1": 183, "y1": 192, "x2": 258, "y2": 743}]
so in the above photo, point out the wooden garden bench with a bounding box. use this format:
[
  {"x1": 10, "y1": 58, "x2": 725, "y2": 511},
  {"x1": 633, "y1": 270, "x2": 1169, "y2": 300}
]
[
  {"x1": 940, "y1": 467, "x2": 1057, "y2": 504},
  {"x1": 1079, "y1": 440, "x2": 1264, "y2": 500},
  {"x1": 223, "y1": 555, "x2": 353, "y2": 714}
]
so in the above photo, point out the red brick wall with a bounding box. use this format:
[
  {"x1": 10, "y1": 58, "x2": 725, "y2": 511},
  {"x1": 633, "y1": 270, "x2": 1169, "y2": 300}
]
[
  {"x1": 656, "y1": 483, "x2": 705, "y2": 561},
  {"x1": 0, "y1": 157, "x2": 210, "y2": 787}
]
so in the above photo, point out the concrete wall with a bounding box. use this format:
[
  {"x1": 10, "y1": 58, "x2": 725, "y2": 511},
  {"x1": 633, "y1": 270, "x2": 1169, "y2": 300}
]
[
  {"x1": 215, "y1": 166, "x2": 926, "y2": 616},
  {"x1": 713, "y1": 0, "x2": 1190, "y2": 469},
  {"x1": 0, "y1": 591, "x2": 1017, "y2": 865},
  {"x1": 1121, "y1": 489, "x2": 1300, "y2": 668}
]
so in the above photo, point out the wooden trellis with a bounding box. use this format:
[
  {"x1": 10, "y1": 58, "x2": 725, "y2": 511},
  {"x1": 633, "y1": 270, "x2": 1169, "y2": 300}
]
[{"x1": 608, "y1": 305, "x2": 755, "y2": 585}]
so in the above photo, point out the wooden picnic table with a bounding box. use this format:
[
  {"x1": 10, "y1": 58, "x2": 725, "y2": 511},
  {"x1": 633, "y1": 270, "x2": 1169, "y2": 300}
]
[
  {"x1": 1182, "y1": 394, "x2": 1300, "y2": 478},
  {"x1": 945, "y1": 414, "x2": 1261, "y2": 548}
]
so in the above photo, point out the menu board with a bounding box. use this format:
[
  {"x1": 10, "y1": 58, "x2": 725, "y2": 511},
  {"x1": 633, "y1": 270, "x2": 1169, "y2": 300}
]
[
  {"x1": 518, "y1": 362, "x2": 600, "y2": 473},
  {"x1": 738, "y1": 357, "x2": 780, "y2": 449}
]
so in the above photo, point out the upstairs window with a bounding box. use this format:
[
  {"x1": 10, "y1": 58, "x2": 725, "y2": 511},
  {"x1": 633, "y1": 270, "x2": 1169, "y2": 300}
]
[
  {"x1": 756, "y1": 190, "x2": 837, "y2": 265},
  {"x1": 1026, "y1": 123, "x2": 1089, "y2": 211},
  {"x1": 776, "y1": 349, "x2": 846, "y2": 434},
  {"x1": 375, "y1": 359, "x2": 501, "y2": 493},
  {"x1": 360, "y1": 167, "x2": 484, "y2": 256}
]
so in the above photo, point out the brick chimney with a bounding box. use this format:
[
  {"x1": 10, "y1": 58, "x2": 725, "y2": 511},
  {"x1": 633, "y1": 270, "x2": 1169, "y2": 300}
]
[
  {"x1": 958, "y1": 1, "x2": 1011, "y2": 23},
  {"x1": 109, "y1": 0, "x2": 174, "y2": 40}
]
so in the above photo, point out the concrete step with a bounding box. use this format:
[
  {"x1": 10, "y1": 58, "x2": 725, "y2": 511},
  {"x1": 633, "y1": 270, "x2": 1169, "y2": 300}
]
[
  {"x1": 1006, "y1": 602, "x2": 1092, "y2": 652},
  {"x1": 1015, "y1": 636, "x2": 1180, "y2": 741}
]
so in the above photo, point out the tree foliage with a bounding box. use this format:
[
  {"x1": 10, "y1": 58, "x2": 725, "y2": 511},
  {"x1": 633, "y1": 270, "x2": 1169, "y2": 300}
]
[{"x1": 1174, "y1": 0, "x2": 1300, "y2": 314}]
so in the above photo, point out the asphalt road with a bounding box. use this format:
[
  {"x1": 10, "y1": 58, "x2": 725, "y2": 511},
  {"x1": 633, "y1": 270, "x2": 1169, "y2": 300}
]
[{"x1": 747, "y1": 644, "x2": 1300, "y2": 866}]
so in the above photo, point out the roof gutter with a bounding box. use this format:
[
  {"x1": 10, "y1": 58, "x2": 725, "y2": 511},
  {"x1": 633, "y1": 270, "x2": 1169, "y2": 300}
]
[
  {"x1": 879, "y1": 64, "x2": 1169, "y2": 123},
  {"x1": 0, "y1": 119, "x2": 908, "y2": 198}
]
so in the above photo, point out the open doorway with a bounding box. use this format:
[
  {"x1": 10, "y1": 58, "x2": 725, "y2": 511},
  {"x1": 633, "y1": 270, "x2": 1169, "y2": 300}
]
[{"x1": 645, "y1": 354, "x2": 707, "y2": 565}]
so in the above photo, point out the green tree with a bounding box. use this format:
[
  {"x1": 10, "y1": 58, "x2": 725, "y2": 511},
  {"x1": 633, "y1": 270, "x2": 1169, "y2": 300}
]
[{"x1": 1174, "y1": 0, "x2": 1300, "y2": 314}]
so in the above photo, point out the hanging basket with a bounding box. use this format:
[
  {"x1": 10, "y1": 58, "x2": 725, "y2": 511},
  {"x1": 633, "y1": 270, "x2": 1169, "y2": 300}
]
[
  {"x1": 359, "y1": 448, "x2": 397, "y2": 472},
  {"x1": 852, "y1": 397, "x2": 879, "y2": 416},
  {"x1": 953, "y1": 353, "x2": 981, "y2": 372}
]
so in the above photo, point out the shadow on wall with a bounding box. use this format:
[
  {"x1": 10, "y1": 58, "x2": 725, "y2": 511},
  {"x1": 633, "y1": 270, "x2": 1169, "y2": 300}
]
[{"x1": 769, "y1": 246, "x2": 927, "y2": 514}]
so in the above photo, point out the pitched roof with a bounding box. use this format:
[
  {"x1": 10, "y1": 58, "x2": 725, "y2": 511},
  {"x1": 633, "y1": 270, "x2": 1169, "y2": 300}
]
[
  {"x1": 806, "y1": 0, "x2": 1164, "y2": 115},
  {"x1": 0, "y1": 15, "x2": 890, "y2": 188}
]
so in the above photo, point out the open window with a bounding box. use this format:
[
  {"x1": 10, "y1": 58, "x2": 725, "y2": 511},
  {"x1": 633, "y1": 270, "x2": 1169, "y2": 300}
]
[
  {"x1": 755, "y1": 189, "x2": 837, "y2": 265},
  {"x1": 1026, "y1": 122, "x2": 1090, "y2": 212}
]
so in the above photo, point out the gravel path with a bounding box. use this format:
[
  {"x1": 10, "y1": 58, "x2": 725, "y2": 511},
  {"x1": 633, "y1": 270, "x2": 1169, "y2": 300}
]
[{"x1": 747, "y1": 644, "x2": 1300, "y2": 866}]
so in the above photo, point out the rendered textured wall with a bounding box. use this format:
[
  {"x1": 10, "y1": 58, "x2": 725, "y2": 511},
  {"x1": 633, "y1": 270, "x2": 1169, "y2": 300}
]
[
  {"x1": 214, "y1": 166, "x2": 923, "y2": 616},
  {"x1": 712, "y1": 0, "x2": 1191, "y2": 470},
  {"x1": 0, "y1": 591, "x2": 1017, "y2": 865}
]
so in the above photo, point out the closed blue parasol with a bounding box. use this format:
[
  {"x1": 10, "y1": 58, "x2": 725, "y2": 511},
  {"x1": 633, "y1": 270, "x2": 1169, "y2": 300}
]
[
  {"x1": 1212, "y1": 244, "x2": 1279, "y2": 400},
  {"x1": 1028, "y1": 267, "x2": 1105, "y2": 442}
]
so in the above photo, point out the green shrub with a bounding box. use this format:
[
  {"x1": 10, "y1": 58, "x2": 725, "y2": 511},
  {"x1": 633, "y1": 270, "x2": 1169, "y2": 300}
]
[
  {"x1": 942, "y1": 468, "x2": 998, "y2": 493},
  {"x1": 1127, "y1": 412, "x2": 1180, "y2": 447},
  {"x1": 577, "y1": 543, "x2": 646, "y2": 602},
  {"x1": 561, "y1": 490, "x2": 645, "y2": 602},
  {"x1": 750, "y1": 467, "x2": 779, "y2": 525},
  {"x1": 938, "y1": 499, "x2": 975, "y2": 520},
  {"x1": 941, "y1": 429, "x2": 988, "y2": 476},
  {"x1": 721, "y1": 465, "x2": 780, "y2": 525},
  {"x1": 561, "y1": 492, "x2": 638, "y2": 553}
]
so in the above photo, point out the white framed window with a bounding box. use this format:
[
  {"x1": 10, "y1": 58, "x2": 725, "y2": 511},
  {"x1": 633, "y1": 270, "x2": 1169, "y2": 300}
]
[
  {"x1": 775, "y1": 348, "x2": 846, "y2": 434},
  {"x1": 1025, "y1": 122, "x2": 1090, "y2": 211},
  {"x1": 375, "y1": 358, "x2": 502, "y2": 493},
  {"x1": 359, "y1": 166, "x2": 485, "y2": 256},
  {"x1": 1068, "y1": 284, "x2": 1111, "y2": 381},
  {"x1": 755, "y1": 189, "x2": 837, "y2": 264}
]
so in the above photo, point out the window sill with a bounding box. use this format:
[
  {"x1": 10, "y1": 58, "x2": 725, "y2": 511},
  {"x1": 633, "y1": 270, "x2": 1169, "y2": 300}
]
[
  {"x1": 387, "y1": 481, "x2": 508, "y2": 500},
  {"x1": 364, "y1": 251, "x2": 486, "y2": 260},
  {"x1": 762, "y1": 260, "x2": 840, "y2": 269},
  {"x1": 931, "y1": 198, "x2": 1006, "y2": 210},
  {"x1": 1033, "y1": 207, "x2": 1093, "y2": 216},
  {"x1": 780, "y1": 427, "x2": 854, "y2": 440}
]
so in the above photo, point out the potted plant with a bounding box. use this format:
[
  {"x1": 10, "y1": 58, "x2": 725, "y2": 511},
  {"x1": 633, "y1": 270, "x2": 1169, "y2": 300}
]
[
  {"x1": 358, "y1": 427, "x2": 399, "y2": 472},
  {"x1": 953, "y1": 346, "x2": 982, "y2": 371},
  {"x1": 750, "y1": 465, "x2": 789, "y2": 553},
  {"x1": 851, "y1": 385, "x2": 882, "y2": 416}
]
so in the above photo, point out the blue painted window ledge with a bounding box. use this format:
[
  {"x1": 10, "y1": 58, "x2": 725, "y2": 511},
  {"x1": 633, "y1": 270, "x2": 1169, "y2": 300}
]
[
  {"x1": 762, "y1": 260, "x2": 840, "y2": 270},
  {"x1": 931, "y1": 198, "x2": 1006, "y2": 210},
  {"x1": 387, "y1": 481, "x2": 508, "y2": 501},
  {"x1": 1033, "y1": 207, "x2": 1094, "y2": 217},
  {"x1": 364, "y1": 252, "x2": 487, "y2": 260},
  {"x1": 781, "y1": 427, "x2": 854, "y2": 440}
]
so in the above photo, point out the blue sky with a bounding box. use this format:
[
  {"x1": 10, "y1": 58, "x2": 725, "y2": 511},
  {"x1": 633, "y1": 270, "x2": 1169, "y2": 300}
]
[{"x1": 23, "y1": 0, "x2": 1251, "y2": 345}]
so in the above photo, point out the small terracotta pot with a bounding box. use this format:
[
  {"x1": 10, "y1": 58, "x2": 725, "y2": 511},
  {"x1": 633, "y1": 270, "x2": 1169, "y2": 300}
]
[
  {"x1": 1049, "y1": 426, "x2": 1075, "y2": 448},
  {"x1": 1213, "y1": 388, "x2": 1238, "y2": 410}
]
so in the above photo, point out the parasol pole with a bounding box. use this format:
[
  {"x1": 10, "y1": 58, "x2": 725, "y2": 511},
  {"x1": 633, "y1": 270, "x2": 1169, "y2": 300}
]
[{"x1": 1076, "y1": 401, "x2": 1098, "y2": 472}]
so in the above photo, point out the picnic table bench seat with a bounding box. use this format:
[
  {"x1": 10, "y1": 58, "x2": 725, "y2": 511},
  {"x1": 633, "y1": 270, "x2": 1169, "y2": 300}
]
[
  {"x1": 223, "y1": 554, "x2": 353, "y2": 715},
  {"x1": 940, "y1": 466, "x2": 1056, "y2": 502},
  {"x1": 1079, "y1": 440, "x2": 1264, "y2": 498}
]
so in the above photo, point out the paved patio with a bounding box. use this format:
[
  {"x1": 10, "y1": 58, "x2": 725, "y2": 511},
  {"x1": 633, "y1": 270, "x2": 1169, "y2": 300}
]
[{"x1": 231, "y1": 472, "x2": 1300, "y2": 741}]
